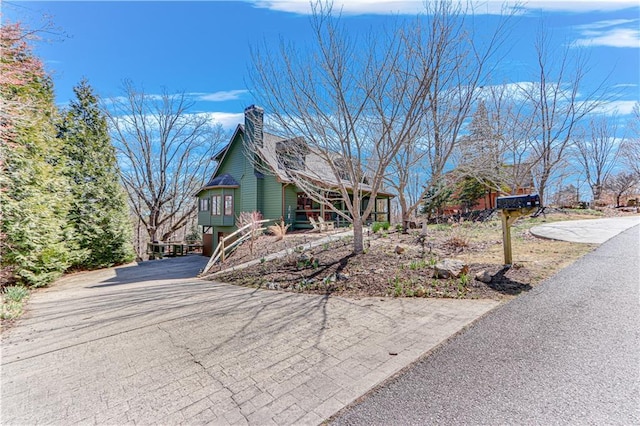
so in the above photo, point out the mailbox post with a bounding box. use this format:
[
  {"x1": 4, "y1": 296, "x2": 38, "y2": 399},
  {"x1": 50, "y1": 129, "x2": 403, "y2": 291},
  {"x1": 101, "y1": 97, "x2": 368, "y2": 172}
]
[{"x1": 496, "y1": 194, "x2": 540, "y2": 266}]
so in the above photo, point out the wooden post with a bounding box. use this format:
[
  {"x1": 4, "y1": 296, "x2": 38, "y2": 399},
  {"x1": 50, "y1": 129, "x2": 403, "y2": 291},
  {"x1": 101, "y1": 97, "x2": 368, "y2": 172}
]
[
  {"x1": 221, "y1": 237, "x2": 225, "y2": 262},
  {"x1": 501, "y1": 211, "x2": 514, "y2": 265},
  {"x1": 500, "y1": 208, "x2": 534, "y2": 266}
]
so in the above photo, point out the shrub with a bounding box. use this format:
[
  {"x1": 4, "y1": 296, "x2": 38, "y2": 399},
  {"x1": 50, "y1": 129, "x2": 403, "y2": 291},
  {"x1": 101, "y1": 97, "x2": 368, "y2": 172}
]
[
  {"x1": 3, "y1": 285, "x2": 29, "y2": 302},
  {"x1": 371, "y1": 221, "x2": 390, "y2": 233},
  {"x1": 1, "y1": 286, "x2": 30, "y2": 320},
  {"x1": 1, "y1": 301, "x2": 23, "y2": 320},
  {"x1": 446, "y1": 234, "x2": 469, "y2": 250},
  {"x1": 267, "y1": 220, "x2": 290, "y2": 241},
  {"x1": 236, "y1": 211, "x2": 263, "y2": 254}
]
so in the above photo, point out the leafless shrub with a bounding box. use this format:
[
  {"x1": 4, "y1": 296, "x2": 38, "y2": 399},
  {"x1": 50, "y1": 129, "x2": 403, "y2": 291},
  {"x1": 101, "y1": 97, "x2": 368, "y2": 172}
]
[
  {"x1": 446, "y1": 234, "x2": 469, "y2": 250},
  {"x1": 237, "y1": 211, "x2": 263, "y2": 254}
]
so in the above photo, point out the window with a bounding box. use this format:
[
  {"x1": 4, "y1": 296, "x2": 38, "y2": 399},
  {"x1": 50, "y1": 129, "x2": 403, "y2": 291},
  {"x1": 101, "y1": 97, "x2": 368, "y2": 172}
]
[
  {"x1": 199, "y1": 197, "x2": 210, "y2": 212},
  {"x1": 212, "y1": 195, "x2": 221, "y2": 216},
  {"x1": 224, "y1": 195, "x2": 233, "y2": 216}
]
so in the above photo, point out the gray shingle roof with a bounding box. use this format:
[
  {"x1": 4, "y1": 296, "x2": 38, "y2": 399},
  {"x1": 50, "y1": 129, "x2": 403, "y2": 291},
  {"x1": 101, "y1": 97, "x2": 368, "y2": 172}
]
[{"x1": 203, "y1": 173, "x2": 239, "y2": 188}]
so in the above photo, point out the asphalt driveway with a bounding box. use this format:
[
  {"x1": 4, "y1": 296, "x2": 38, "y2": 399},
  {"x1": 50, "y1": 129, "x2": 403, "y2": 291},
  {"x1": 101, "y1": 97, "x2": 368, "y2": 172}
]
[
  {"x1": 530, "y1": 215, "x2": 640, "y2": 243},
  {"x1": 1, "y1": 255, "x2": 497, "y2": 425}
]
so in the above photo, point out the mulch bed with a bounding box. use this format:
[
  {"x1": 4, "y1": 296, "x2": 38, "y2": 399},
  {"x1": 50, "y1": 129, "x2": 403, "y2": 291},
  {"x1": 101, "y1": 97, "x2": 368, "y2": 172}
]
[{"x1": 210, "y1": 230, "x2": 532, "y2": 300}]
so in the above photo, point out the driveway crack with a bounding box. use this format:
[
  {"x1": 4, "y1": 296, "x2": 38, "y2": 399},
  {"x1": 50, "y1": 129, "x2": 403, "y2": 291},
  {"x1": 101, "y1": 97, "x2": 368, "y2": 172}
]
[
  {"x1": 155, "y1": 325, "x2": 249, "y2": 422},
  {"x1": 156, "y1": 324, "x2": 208, "y2": 374}
]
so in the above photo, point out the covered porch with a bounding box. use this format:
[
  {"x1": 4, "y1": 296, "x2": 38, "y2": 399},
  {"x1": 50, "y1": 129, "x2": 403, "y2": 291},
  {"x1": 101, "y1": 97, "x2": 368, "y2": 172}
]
[{"x1": 290, "y1": 191, "x2": 392, "y2": 230}]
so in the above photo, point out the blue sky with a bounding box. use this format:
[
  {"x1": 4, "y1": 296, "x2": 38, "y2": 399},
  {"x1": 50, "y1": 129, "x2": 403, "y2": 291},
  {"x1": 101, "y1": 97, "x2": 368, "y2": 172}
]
[{"x1": 4, "y1": 0, "x2": 640, "y2": 131}]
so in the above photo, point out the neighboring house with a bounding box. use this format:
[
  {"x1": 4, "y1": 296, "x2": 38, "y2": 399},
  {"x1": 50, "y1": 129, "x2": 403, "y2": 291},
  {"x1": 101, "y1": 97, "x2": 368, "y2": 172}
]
[
  {"x1": 196, "y1": 105, "x2": 393, "y2": 256},
  {"x1": 440, "y1": 166, "x2": 536, "y2": 216}
]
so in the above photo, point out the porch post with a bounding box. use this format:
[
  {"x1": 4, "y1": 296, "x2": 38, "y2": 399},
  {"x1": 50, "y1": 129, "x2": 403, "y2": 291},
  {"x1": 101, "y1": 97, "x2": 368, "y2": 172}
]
[{"x1": 387, "y1": 197, "x2": 391, "y2": 223}]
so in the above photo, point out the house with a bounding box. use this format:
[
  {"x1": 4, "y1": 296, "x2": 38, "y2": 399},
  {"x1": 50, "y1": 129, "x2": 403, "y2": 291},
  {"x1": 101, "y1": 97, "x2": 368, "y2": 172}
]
[
  {"x1": 196, "y1": 105, "x2": 393, "y2": 256},
  {"x1": 439, "y1": 165, "x2": 536, "y2": 216}
]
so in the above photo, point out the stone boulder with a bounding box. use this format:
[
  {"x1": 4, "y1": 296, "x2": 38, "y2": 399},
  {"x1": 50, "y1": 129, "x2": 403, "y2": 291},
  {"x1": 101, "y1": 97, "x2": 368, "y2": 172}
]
[
  {"x1": 433, "y1": 259, "x2": 469, "y2": 279},
  {"x1": 475, "y1": 270, "x2": 493, "y2": 283}
]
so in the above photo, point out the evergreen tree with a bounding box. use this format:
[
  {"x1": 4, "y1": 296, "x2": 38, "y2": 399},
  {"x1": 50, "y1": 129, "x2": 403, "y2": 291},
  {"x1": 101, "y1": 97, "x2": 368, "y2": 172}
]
[
  {"x1": 454, "y1": 176, "x2": 487, "y2": 212},
  {"x1": 58, "y1": 79, "x2": 135, "y2": 268},
  {"x1": 456, "y1": 100, "x2": 504, "y2": 191},
  {"x1": 1, "y1": 22, "x2": 76, "y2": 286}
]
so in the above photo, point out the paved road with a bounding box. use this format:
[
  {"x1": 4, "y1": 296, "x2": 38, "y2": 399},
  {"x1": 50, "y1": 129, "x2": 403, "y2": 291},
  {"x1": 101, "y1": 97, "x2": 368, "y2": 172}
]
[
  {"x1": 1, "y1": 256, "x2": 497, "y2": 425},
  {"x1": 530, "y1": 215, "x2": 640, "y2": 243},
  {"x1": 332, "y1": 224, "x2": 640, "y2": 425}
]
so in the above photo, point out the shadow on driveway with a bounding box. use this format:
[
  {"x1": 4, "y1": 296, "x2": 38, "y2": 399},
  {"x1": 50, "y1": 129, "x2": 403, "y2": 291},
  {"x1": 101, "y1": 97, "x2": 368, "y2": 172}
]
[{"x1": 88, "y1": 255, "x2": 209, "y2": 288}]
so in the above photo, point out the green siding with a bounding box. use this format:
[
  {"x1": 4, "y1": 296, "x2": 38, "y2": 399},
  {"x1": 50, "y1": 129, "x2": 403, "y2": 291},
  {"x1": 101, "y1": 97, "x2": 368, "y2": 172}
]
[
  {"x1": 256, "y1": 176, "x2": 264, "y2": 213},
  {"x1": 261, "y1": 175, "x2": 284, "y2": 220},
  {"x1": 197, "y1": 128, "x2": 290, "y2": 237},
  {"x1": 283, "y1": 184, "x2": 298, "y2": 225}
]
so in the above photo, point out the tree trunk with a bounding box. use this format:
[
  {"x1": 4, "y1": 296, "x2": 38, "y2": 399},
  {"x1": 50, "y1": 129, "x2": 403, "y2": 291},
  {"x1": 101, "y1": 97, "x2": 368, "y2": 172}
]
[
  {"x1": 396, "y1": 194, "x2": 411, "y2": 234},
  {"x1": 352, "y1": 217, "x2": 364, "y2": 255},
  {"x1": 402, "y1": 211, "x2": 411, "y2": 234},
  {"x1": 592, "y1": 183, "x2": 602, "y2": 203}
]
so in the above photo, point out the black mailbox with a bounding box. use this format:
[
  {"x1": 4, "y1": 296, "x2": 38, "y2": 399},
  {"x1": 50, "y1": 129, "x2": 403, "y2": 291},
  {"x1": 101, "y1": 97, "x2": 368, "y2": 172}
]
[{"x1": 496, "y1": 194, "x2": 540, "y2": 210}]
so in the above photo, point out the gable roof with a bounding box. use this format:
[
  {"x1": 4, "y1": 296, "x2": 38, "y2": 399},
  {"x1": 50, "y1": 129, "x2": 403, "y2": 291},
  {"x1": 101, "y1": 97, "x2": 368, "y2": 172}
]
[
  {"x1": 196, "y1": 122, "x2": 394, "y2": 198},
  {"x1": 255, "y1": 134, "x2": 394, "y2": 197}
]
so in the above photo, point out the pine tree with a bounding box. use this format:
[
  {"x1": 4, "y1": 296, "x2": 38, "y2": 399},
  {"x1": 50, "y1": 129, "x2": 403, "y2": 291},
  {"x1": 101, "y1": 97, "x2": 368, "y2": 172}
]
[
  {"x1": 58, "y1": 79, "x2": 135, "y2": 268},
  {"x1": 1, "y1": 22, "x2": 76, "y2": 286}
]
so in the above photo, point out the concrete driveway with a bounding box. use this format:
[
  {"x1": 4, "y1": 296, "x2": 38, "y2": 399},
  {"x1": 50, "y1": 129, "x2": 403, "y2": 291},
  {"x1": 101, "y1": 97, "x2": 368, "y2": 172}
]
[
  {"x1": 530, "y1": 215, "x2": 640, "y2": 244},
  {"x1": 1, "y1": 256, "x2": 497, "y2": 425}
]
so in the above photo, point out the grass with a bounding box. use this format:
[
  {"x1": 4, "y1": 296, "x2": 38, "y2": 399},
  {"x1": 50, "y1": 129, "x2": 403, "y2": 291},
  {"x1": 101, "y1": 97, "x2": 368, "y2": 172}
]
[
  {"x1": 408, "y1": 259, "x2": 428, "y2": 270},
  {"x1": 1, "y1": 286, "x2": 30, "y2": 320},
  {"x1": 451, "y1": 216, "x2": 596, "y2": 284}
]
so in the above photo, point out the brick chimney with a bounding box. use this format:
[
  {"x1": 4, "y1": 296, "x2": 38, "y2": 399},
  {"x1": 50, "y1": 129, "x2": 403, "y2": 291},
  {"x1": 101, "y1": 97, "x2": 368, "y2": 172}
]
[{"x1": 244, "y1": 105, "x2": 264, "y2": 148}]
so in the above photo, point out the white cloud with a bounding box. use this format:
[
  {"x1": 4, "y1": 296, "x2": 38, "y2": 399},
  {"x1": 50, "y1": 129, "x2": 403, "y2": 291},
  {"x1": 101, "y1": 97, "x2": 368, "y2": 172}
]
[
  {"x1": 612, "y1": 83, "x2": 638, "y2": 89},
  {"x1": 476, "y1": 81, "x2": 571, "y2": 101},
  {"x1": 575, "y1": 19, "x2": 637, "y2": 30},
  {"x1": 103, "y1": 90, "x2": 249, "y2": 107},
  {"x1": 250, "y1": 0, "x2": 423, "y2": 15},
  {"x1": 196, "y1": 112, "x2": 245, "y2": 130},
  {"x1": 107, "y1": 111, "x2": 244, "y2": 134},
  {"x1": 574, "y1": 26, "x2": 640, "y2": 48},
  {"x1": 250, "y1": 0, "x2": 639, "y2": 15},
  {"x1": 592, "y1": 100, "x2": 638, "y2": 115},
  {"x1": 193, "y1": 90, "x2": 249, "y2": 102}
]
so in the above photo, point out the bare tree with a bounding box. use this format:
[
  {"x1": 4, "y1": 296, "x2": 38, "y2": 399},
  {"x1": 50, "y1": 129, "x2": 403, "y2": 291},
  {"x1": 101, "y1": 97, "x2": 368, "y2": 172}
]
[
  {"x1": 605, "y1": 172, "x2": 639, "y2": 207},
  {"x1": 573, "y1": 115, "x2": 621, "y2": 202},
  {"x1": 523, "y1": 23, "x2": 608, "y2": 205},
  {"x1": 388, "y1": 2, "x2": 515, "y2": 230},
  {"x1": 105, "y1": 81, "x2": 224, "y2": 256},
  {"x1": 248, "y1": 2, "x2": 432, "y2": 254},
  {"x1": 552, "y1": 183, "x2": 579, "y2": 207},
  {"x1": 620, "y1": 102, "x2": 640, "y2": 178},
  {"x1": 479, "y1": 84, "x2": 540, "y2": 195}
]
